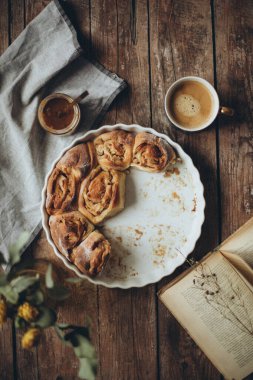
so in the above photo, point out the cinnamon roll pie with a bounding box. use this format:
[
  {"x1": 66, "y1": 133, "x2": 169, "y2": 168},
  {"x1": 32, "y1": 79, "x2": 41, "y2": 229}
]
[
  {"x1": 49, "y1": 211, "x2": 94, "y2": 258},
  {"x1": 131, "y1": 132, "x2": 176, "y2": 172},
  {"x1": 46, "y1": 167, "x2": 78, "y2": 215},
  {"x1": 94, "y1": 130, "x2": 134, "y2": 171},
  {"x1": 78, "y1": 166, "x2": 126, "y2": 224},
  {"x1": 71, "y1": 230, "x2": 111, "y2": 276}
]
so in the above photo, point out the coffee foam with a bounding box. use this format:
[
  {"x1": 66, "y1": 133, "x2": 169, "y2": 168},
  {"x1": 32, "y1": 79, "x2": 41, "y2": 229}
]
[
  {"x1": 169, "y1": 80, "x2": 213, "y2": 129},
  {"x1": 174, "y1": 94, "x2": 201, "y2": 117}
]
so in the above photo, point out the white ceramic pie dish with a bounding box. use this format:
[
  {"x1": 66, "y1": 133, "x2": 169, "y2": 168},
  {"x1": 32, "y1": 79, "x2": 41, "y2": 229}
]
[{"x1": 41, "y1": 124, "x2": 205, "y2": 288}]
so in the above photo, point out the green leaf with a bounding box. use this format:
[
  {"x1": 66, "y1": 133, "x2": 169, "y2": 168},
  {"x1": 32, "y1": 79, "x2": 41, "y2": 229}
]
[
  {"x1": 15, "y1": 316, "x2": 27, "y2": 329},
  {"x1": 0, "y1": 251, "x2": 6, "y2": 265},
  {"x1": 45, "y1": 264, "x2": 54, "y2": 289},
  {"x1": 33, "y1": 306, "x2": 56, "y2": 328},
  {"x1": 56, "y1": 323, "x2": 70, "y2": 329},
  {"x1": 54, "y1": 325, "x2": 66, "y2": 341},
  {"x1": 26, "y1": 290, "x2": 44, "y2": 305},
  {"x1": 0, "y1": 274, "x2": 7, "y2": 287},
  {"x1": 0, "y1": 285, "x2": 19, "y2": 304},
  {"x1": 8, "y1": 232, "x2": 30, "y2": 266},
  {"x1": 47, "y1": 286, "x2": 70, "y2": 300},
  {"x1": 74, "y1": 334, "x2": 96, "y2": 359},
  {"x1": 78, "y1": 357, "x2": 97, "y2": 380},
  {"x1": 10, "y1": 275, "x2": 39, "y2": 293},
  {"x1": 65, "y1": 277, "x2": 83, "y2": 284},
  {"x1": 73, "y1": 334, "x2": 97, "y2": 360}
]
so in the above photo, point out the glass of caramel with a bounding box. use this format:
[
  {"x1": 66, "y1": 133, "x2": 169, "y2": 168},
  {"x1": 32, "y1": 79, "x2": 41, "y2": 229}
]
[{"x1": 38, "y1": 93, "x2": 81, "y2": 135}]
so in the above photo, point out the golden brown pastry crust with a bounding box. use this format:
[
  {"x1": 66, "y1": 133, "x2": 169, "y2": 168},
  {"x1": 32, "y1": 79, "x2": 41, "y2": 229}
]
[
  {"x1": 56, "y1": 142, "x2": 97, "y2": 180},
  {"x1": 49, "y1": 211, "x2": 94, "y2": 258},
  {"x1": 46, "y1": 167, "x2": 78, "y2": 215},
  {"x1": 94, "y1": 130, "x2": 134, "y2": 171},
  {"x1": 78, "y1": 166, "x2": 126, "y2": 224},
  {"x1": 131, "y1": 132, "x2": 176, "y2": 172},
  {"x1": 71, "y1": 230, "x2": 111, "y2": 276}
]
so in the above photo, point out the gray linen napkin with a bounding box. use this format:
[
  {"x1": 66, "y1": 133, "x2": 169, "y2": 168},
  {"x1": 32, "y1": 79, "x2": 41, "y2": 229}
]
[{"x1": 0, "y1": 0, "x2": 126, "y2": 258}]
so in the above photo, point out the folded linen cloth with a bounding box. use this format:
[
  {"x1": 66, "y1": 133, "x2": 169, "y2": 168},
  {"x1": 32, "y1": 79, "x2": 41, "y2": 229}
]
[{"x1": 0, "y1": 0, "x2": 126, "y2": 258}]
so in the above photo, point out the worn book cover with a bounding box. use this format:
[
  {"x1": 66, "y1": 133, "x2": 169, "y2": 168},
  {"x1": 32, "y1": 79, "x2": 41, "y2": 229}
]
[{"x1": 159, "y1": 217, "x2": 253, "y2": 380}]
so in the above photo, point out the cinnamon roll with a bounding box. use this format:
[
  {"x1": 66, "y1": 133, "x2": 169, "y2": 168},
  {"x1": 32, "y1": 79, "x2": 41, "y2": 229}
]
[
  {"x1": 49, "y1": 211, "x2": 94, "y2": 258},
  {"x1": 46, "y1": 167, "x2": 78, "y2": 215},
  {"x1": 94, "y1": 130, "x2": 134, "y2": 171},
  {"x1": 78, "y1": 166, "x2": 126, "y2": 224},
  {"x1": 71, "y1": 230, "x2": 111, "y2": 276},
  {"x1": 56, "y1": 142, "x2": 97, "y2": 180},
  {"x1": 131, "y1": 132, "x2": 176, "y2": 172}
]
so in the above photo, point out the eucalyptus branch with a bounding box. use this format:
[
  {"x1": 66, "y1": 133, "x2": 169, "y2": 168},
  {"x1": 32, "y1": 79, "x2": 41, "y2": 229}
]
[{"x1": 0, "y1": 235, "x2": 97, "y2": 380}]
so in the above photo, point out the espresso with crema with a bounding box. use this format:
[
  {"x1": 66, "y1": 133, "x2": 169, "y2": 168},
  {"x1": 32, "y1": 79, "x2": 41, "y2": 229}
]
[{"x1": 169, "y1": 81, "x2": 213, "y2": 129}]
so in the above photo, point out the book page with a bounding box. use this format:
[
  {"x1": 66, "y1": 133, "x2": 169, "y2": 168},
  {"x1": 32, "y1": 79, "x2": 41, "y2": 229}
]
[
  {"x1": 220, "y1": 217, "x2": 253, "y2": 268},
  {"x1": 221, "y1": 251, "x2": 253, "y2": 287},
  {"x1": 159, "y1": 252, "x2": 253, "y2": 380}
]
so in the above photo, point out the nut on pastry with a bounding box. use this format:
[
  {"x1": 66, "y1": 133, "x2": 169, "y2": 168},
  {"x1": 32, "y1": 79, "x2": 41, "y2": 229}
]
[
  {"x1": 78, "y1": 166, "x2": 126, "y2": 224},
  {"x1": 71, "y1": 230, "x2": 111, "y2": 276},
  {"x1": 131, "y1": 132, "x2": 176, "y2": 172},
  {"x1": 94, "y1": 130, "x2": 134, "y2": 171}
]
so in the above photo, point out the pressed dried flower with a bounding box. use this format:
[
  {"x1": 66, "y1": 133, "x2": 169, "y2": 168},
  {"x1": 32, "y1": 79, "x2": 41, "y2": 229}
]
[
  {"x1": 0, "y1": 298, "x2": 7, "y2": 326},
  {"x1": 21, "y1": 328, "x2": 41, "y2": 350},
  {"x1": 18, "y1": 302, "x2": 39, "y2": 322}
]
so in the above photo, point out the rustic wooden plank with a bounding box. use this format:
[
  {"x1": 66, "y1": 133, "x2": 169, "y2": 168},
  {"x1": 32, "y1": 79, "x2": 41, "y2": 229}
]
[
  {"x1": 91, "y1": 0, "x2": 158, "y2": 379},
  {"x1": 0, "y1": 0, "x2": 9, "y2": 50},
  {"x1": 19, "y1": 1, "x2": 100, "y2": 379},
  {"x1": 149, "y1": 0, "x2": 221, "y2": 379},
  {"x1": 90, "y1": 0, "x2": 118, "y2": 127},
  {"x1": 0, "y1": 2, "x2": 15, "y2": 379},
  {"x1": 7, "y1": 1, "x2": 39, "y2": 379},
  {"x1": 64, "y1": 0, "x2": 91, "y2": 54},
  {"x1": 215, "y1": 0, "x2": 253, "y2": 236},
  {"x1": 0, "y1": 321, "x2": 14, "y2": 380},
  {"x1": 10, "y1": 0, "x2": 24, "y2": 41}
]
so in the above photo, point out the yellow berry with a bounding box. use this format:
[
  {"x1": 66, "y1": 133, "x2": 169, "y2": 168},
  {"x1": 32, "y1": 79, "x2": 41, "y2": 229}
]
[
  {"x1": 18, "y1": 302, "x2": 39, "y2": 322},
  {"x1": 21, "y1": 328, "x2": 41, "y2": 350},
  {"x1": 0, "y1": 299, "x2": 7, "y2": 326}
]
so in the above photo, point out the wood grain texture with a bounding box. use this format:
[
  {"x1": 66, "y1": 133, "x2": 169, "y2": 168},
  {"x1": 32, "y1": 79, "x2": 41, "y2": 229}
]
[
  {"x1": 0, "y1": 0, "x2": 252, "y2": 379},
  {"x1": 0, "y1": 2, "x2": 14, "y2": 379},
  {"x1": 90, "y1": 0, "x2": 118, "y2": 126},
  {"x1": 91, "y1": 1, "x2": 157, "y2": 379},
  {"x1": 0, "y1": 320, "x2": 14, "y2": 380},
  {"x1": 215, "y1": 0, "x2": 253, "y2": 236},
  {"x1": 149, "y1": 0, "x2": 221, "y2": 379}
]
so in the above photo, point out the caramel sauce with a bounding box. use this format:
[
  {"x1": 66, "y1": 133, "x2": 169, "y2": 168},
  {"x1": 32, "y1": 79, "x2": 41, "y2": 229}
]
[{"x1": 43, "y1": 98, "x2": 74, "y2": 130}]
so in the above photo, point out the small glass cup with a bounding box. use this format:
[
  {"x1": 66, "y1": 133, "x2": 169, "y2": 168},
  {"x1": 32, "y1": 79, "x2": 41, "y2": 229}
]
[{"x1": 38, "y1": 93, "x2": 81, "y2": 136}]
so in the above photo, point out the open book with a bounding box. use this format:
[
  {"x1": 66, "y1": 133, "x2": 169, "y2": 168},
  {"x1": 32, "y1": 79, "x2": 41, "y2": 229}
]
[{"x1": 159, "y1": 217, "x2": 253, "y2": 380}]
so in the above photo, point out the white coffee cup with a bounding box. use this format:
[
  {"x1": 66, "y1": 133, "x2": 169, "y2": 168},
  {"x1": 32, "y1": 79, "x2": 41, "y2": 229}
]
[{"x1": 164, "y1": 76, "x2": 234, "y2": 132}]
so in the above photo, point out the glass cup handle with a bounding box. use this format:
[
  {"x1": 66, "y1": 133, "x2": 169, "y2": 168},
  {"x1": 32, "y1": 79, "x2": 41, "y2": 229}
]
[{"x1": 220, "y1": 106, "x2": 234, "y2": 116}]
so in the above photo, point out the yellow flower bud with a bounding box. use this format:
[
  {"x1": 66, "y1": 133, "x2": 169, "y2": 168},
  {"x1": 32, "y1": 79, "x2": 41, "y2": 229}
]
[
  {"x1": 0, "y1": 299, "x2": 7, "y2": 326},
  {"x1": 21, "y1": 328, "x2": 41, "y2": 350},
  {"x1": 18, "y1": 302, "x2": 39, "y2": 322}
]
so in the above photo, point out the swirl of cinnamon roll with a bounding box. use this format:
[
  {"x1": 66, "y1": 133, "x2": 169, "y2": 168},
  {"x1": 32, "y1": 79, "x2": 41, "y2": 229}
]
[
  {"x1": 49, "y1": 211, "x2": 94, "y2": 258},
  {"x1": 78, "y1": 166, "x2": 126, "y2": 224},
  {"x1": 46, "y1": 167, "x2": 78, "y2": 215},
  {"x1": 131, "y1": 132, "x2": 176, "y2": 172},
  {"x1": 71, "y1": 230, "x2": 111, "y2": 276},
  {"x1": 94, "y1": 130, "x2": 134, "y2": 171},
  {"x1": 56, "y1": 142, "x2": 97, "y2": 180}
]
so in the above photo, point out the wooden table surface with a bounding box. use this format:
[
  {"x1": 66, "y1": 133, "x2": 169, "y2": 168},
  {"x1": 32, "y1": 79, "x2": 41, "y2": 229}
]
[{"x1": 1, "y1": 0, "x2": 253, "y2": 379}]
